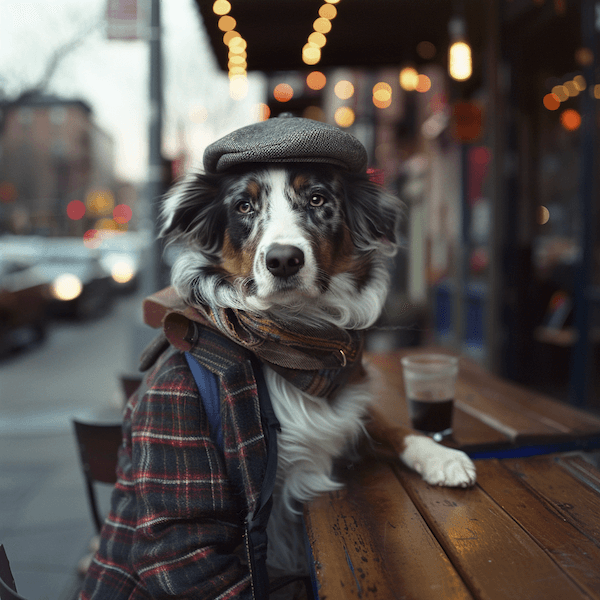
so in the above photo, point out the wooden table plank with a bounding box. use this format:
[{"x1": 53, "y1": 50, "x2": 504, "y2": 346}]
[
  {"x1": 394, "y1": 463, "x2": 593, "y2": 600},
  {"x1": 476, "y1": 459, "x2": 600, "y2": 599},
  {"x1": 501, "y1": 455, "x2": 600, "y2": 546},
  {"x1": 304, "y1": 461, "x2": 474, "y2": 599},
  {"x1": 459, "y1": 368, "x2": 600, "y2": 438}
]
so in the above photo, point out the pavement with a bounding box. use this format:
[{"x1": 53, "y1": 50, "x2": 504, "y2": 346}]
[{"x1": 0, "y1": 291, "x2": 154, "y2": 600}]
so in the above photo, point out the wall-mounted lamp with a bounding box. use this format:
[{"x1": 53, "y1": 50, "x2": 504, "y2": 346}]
[{"x1": 448, "y1": 17, "x2": 472, "y2": 82}]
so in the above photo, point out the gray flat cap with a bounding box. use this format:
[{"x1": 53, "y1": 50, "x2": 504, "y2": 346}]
[{"x1": 203, "y1": 114, "x2": 368, "y2": 174}]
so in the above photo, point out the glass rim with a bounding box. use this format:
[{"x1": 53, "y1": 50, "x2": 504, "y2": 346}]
[{"x1": 400, "y1": 353, "x2": 459, "y2": 367}]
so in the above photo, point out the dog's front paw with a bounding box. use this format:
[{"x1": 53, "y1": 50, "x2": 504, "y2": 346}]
[{"x1": 400, "y1": 435, "x2": 476, "y2": 488}]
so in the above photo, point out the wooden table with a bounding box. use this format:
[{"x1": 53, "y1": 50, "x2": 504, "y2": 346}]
[
  {"x1": 303, "y1": 350, "x2": 600, "y2": 599},
  {"x1": 304, "y1": 453, "x2": 600, "y2": 600},
  {"x1": 367, "y1": 349, "x2": 600, "y2": 457}
]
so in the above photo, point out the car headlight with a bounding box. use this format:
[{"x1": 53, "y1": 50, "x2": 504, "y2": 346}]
[
  {"x1": 51, "y1": 273, "x2": 83, "y2": 301},
  {"x1": 111, "y1": 260, "x2": 136, "y2": 284}
]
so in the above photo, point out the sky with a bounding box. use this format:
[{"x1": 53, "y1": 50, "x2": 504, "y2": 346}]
[{"x1": 0, "y1": 0, "x2": 265, "y2": 182}]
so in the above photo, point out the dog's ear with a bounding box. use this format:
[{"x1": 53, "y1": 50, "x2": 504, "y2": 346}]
[
  {"x1": 160, "y1": 173, "x2": 226, "y2": 254},
  {"x1": 343, "y1": 175, "x2": 402, "y2": 254}
]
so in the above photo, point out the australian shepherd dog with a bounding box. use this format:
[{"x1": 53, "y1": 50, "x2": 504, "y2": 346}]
[{"x1": 160, "y1": 163, "x2": 476, "y2": 577}]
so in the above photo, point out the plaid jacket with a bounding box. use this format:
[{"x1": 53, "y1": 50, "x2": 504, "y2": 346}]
[{"x1": 79, "y1": 327, "x2": 269, "y2": 599}]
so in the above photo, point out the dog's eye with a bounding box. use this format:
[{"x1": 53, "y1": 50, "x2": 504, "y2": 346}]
[
  {"x1": 237, "y1": 201, "x2": 253, "y2": 214},
  {"x1": 310, "y1": 194, "x2": 326, "y2": 208}
]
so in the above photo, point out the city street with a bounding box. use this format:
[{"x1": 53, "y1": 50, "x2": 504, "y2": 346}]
[{"x1": 0, "y1": 289, "x2": 155, "y2": 599}]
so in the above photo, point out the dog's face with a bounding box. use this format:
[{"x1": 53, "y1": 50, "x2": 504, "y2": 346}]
[{"x1": 161, "y1": 164, "x2": 400, "y2": 326}]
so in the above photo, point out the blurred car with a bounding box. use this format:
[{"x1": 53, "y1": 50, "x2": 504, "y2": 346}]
[
  {"x1": 0, "y1": 235, "x2": 114, "y2": 320},
  {"x1": 0, "y1": 257, "x2": 50, "y2": 354},
  {"x1": 39, "y1": 239, "x2": 115, "y2": 319}
]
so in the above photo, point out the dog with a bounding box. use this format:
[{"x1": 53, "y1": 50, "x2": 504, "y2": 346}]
[{"x1": 159, "y1": 158, "x2": 476, "y2": 577}]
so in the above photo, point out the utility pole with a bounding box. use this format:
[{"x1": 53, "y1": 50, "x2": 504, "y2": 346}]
[{"x1": 145, "y1": 0, "x2": 163, "y2": 296}]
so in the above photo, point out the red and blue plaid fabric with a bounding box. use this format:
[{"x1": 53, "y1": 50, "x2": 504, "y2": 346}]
[{"x1": 79, "y1": 328, "x2": 268, "y2": 599}]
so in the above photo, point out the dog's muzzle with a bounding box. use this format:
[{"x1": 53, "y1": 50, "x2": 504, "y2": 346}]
[{"x1": 265, "y1": 244, "x2": 305, "y2": 279}]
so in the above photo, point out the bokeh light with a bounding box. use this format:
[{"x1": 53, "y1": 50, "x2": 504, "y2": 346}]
[
  {"x1": 83, "y1": 229, "x2": 101, "y2": 249},
  {"x1": 252, "y1": 103, "x2": 270, "y2": 121},
  {"x1": 302, "y1": 44, "x2": 321, "y2": 65},
  {"x1": 306, "y1": 71, "x2": 327, "y2": 90},
  {"x1": 273, "y1": 83, "x2": 294, "y2": 102},
  {"x1": 537, "y1": 205, "x2": 550, "y2": 225},
  {"x1": 560, "y1": 108, "x2": 581, "y2": 131},
  {"x1": 399, "y1": 67, "x2": 419, "y2": 91},
  {"x1": 416, "y1": 74, "x2": 432, "y2": 93},
  {"x1": 67, "y1": 200, "x2": 86, "y2": 220},
  {"x1": 334, "y1": 80, "x2": 354, "y2": 99},
  {"x1": 50, "y1": 273, "x2": 83, "y2": 301},
  {"x1": 308, "y1": 32, "x2": 327, "y2": 48},
  {"x1": 113, "y1": 204, "x2": 133, "y2": 224},
  {"x1": 552, "y1": 85, "x2": 569, "y2": 101},
  {"x1": 212, "y1": 0, "x2": 231, "y2": 15},
  {"x1": 313, "y1": 18, "x2": 332, "y2": 34},
  {"x1": 218, "y1": 15, "x2": 236, "y2": 31},
  {"x1": 319, "y1": 4, "x2": 337, "y2": 19},
  {"x1": 373, "y1": 82, "x2": 392, "y2": 102},
  {"x1": 334, "y1": 107, "x2": 355, "y2": 127},
  {"x1": 543, "y1": 93, "x2": 560, "y2": 111},
  {"x1": 86, "y1": 189, "x2": 114, "y2": 216}
]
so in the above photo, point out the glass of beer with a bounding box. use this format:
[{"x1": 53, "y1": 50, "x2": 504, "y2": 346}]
[{"x1": 400, "y1": 354, "x2": 459, "y2": 441}]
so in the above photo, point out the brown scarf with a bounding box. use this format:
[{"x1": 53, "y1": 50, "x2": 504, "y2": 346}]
[{"x1": 143, "y1": 287, "x2": 366, "y2": 400}]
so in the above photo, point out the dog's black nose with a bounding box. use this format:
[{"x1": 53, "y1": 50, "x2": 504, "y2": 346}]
[{"x1": 265, "y1": 244, "x2": 305, "y2": 278}]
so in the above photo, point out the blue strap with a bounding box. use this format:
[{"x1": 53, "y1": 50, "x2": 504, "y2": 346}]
[{"x1": 184, "y1": 352, "x2": 224, "y2": 451}]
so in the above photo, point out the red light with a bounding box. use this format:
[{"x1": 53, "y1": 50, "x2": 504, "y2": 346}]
[
  {"x1": 113, "y1": 204, "x2": 133, "y2": 224},
  {"x1": 67, "y1": 200, "x2": 86, "y2": 220}
]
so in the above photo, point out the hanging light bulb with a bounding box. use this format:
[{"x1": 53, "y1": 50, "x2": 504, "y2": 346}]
[{"x1": 448, "y1": 17, "x2": 472, "y2": 82}]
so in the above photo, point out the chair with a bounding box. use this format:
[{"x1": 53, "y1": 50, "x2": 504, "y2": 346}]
[
  {"x1": 0, "y1": 545, "x2": 27, "y2": 600},
  {"x1": 72, "y1": 420, "x2": 123, "y2": 533},
  {"x1": 120, "y1": 374, "x2": 142, "y2": 402}
]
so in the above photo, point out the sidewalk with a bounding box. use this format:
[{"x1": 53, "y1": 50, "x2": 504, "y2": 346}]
[{"x1": 0, "y1": 402, "x2": 122, "y2": 600}]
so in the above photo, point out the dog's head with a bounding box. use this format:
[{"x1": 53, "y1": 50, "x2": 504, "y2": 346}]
[{"x1": 160, "y1": 118, "x2": 402, "y2": 328}]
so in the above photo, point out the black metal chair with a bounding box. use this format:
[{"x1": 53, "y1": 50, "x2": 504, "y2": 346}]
[
  {"x1": 0, "y1": 545, "x2": 27, "y2": 600},
  {"x1": 72, "y1": 420, "x2": 122, "y2": 533}
]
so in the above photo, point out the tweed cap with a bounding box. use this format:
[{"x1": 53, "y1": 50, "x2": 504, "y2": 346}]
[{"x1": 203, "y1": 114, "x2": 368, "y2": 174}]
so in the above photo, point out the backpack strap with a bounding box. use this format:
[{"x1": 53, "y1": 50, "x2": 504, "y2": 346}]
[
  {"x1": 184, "y1": 351, "x2": 224, "y2": 451},
  {"x1": 184, "y1": 350, "x2": 281, "y2": 599}
]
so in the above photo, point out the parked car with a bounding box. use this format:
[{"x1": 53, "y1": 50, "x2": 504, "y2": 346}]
[
  {"x1": 0, "y1": 235, "x2": 115, "y2": 320},
  {"x1": 0, "y1": 257, "x2": 50, "y2": 354},
  {"x1": 40, "y1": 240, "x2": 115, "y2": 319}
]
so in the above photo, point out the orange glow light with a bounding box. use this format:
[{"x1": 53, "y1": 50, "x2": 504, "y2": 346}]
[
  {"x1": 543, "y1": 93, "x2": 560, "y2": 111},
  {"x1": 373, "y1": 97, "x2": 392, "y2": 109},
  {"x1": 308, "y1": 31, "x2": 327, "y2": 48},
  {"x1": 306, "y1": 71, "x2": 326, "y2": 90},
  {"x1": 218, "y1": 15, "x2": 236, "y2": 31},
  {"x1": 313, "y1": 18, "x2": 332, "y2": 34},
  {"x1": 416, "y1": 74, "x2": 432, "y2": 93},
  {"x1": 273, "y1": 83, "x2": 294, "y2": 102},
  {"x1": 319, "y1": 4, "x2": 337, "y2": 19},
  {"x1": 560, "y1": 109, "x2": 581, "y2": 131},
  {"x1": 252, "y1": 103, "x2": 270, "y2": 121},
  {"x1": 334, "y1": 107, "x2": 355, "y2": 127}
]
